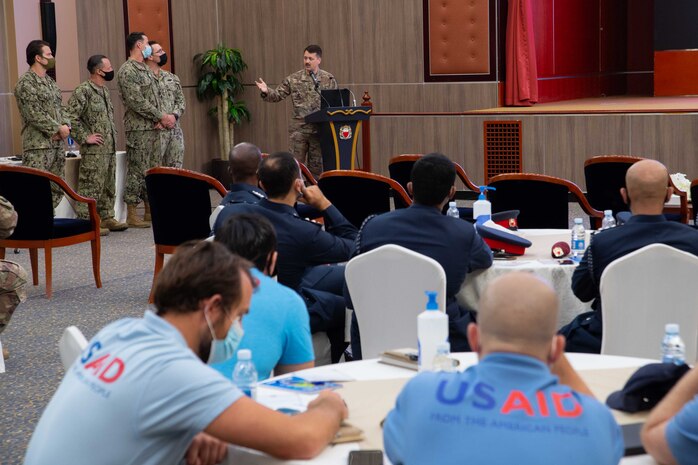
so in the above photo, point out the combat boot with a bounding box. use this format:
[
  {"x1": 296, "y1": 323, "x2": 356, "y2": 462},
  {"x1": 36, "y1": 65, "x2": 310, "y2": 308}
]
[
  {"x1": 101, "y1": 217, "x2": 129, "y2": 232},
  {"x1": 127, "y1": 205, "x2": 151, "y2": 228},
  {"x1": 2, "y1": 347, "x2": 8, "y2": 360},
  {"x1": 143, "y1": 201, "x2": 152, "y2": 222},
  {"x1": 100, "y1": 227, "x2": 110, "y2": 236}
]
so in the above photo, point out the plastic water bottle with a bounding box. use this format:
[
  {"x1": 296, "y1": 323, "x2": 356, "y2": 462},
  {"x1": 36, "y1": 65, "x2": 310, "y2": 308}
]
[
  {"x1": 570, "y1": 218, "x2": 586, "y2": 261},
  {"x1": 447, "y1": 202, "x2": 459, "y2": 218},
  {"x1": 661, "y1": 324, "x2": 686, "y2": 365},
  {"x1": 432, "y1": 342, "x2": 454, "y2": 372},
  {"x1": 232, "y1": 349, "x2": 258, "y2": 399},
  {"x1": 418, "y1": 291, "x2": 448, "y2": 372},
  {"x1": 601, "y1": 210, "x2": 616, "y2": 230}
]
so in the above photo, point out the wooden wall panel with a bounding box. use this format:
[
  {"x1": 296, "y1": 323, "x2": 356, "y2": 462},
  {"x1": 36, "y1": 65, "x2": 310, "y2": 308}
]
[
  {"x1": 0, "y1": 96, "x2": 15, "y2": 156},
  {"x1": 0, "y1": 0, "x2": 10, "y2": 94},
  {"x1": 75, "y1": 0, "x2": 125, "y2": 83},
  {"x1": 220, "y1": 0, "x2": 287, "y2": 87},
  {"x1": 361, "y1": 84, "x2": 426, "y2": 113},
  {"x1": 540, "y1": 115, "x2": 629, "y2": 185},
  {"x1": 629, "y1": 114, "x2": 698, "y2": 178},
  {"x1": 172, "y1": 0, "x2": 219, "y2": 88},
  {"x1": 369, "y1": 116, "x2": 465, "y2": 176},
  {"x1": 421, "y1": 83, "x2": 497, "y2": 112},
  {"x1": 350, "y1": 0, "x2": 423, "y2": 83},
  {"x1": 233, "y1": 85, "x2": 291, "y2": 154},
  {"x1": 180, "y1": 87, "x2": 220, "y2": 172},
  {"x1": 281, "y1": 0, "x2": 355, "y2": 85}
]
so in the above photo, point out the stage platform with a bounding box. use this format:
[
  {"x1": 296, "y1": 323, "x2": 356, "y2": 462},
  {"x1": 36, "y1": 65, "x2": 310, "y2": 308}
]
[{"x1": 468, "y1": 96, "x2": 698, "y2": 115}]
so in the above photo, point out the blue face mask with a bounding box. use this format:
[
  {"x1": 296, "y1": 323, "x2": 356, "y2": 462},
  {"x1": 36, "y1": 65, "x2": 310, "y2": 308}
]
[
  {"x1": 142, "y1": 44, "x2": 153, "y2": 59},
  {"x1": 205, "y1": 312, "x2": 244, "y2": 365}
]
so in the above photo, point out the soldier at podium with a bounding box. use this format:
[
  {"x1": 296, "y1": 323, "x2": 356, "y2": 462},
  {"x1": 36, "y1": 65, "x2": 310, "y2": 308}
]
[{"x1": 255, "y1": 44, "x2": 335, "y2": 178}]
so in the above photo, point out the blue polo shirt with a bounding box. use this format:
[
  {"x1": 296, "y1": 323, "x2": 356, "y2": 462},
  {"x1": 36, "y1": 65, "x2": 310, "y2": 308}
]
[
  {"x1": 24, "y1": 311, "x2": 242, "y2": 465},
  {"x1": 212, "y1": 268, "x2": 314, "y2": 380},
  {"x1": 384, "y1": 353, "x2": 624, "y2": 465},
  {"x1": 666, "y1": 394, "x2": 698, "y2": 464}
]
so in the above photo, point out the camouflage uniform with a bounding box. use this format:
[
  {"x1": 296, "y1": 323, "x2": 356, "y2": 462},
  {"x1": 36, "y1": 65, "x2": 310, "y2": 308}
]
[
  {"x1": 14, "y1": 70, "x2": 70, "y2": 208},
  {"x1": 261, "y1": 69, "x2": 335, "y2": 177},
  {"x1": 116, "y1": 59, "x2": 163, "y2": 205},
  {"x1": 0, "y1": 197, "x2": 27, "y2": 337},
  {"x1": 64, "y1": 80, "x2": 118, "y2": 220},
  {"x1": 155, "y1": 70, "x2": 185, "y2": 168}
]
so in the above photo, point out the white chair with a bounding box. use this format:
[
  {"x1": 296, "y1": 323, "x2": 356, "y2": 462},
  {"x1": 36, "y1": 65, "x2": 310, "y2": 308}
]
[
  {"x1": 345, "y1": 244, "x2": 446, "y2": 359},
  {"x1": 600, "y1": 244, "x2": 698, "y2": 362},
  {"x1": 59, "y1": 326, "x2": 88, "y2": 370}
]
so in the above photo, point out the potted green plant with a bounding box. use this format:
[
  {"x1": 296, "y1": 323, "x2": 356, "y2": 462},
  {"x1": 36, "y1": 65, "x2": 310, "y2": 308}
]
[{"x1": 194, "y1": 43, "x2": 250, "y2": 184}]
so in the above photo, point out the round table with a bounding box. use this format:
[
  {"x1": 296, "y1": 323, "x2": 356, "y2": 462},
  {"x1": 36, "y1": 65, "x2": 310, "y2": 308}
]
[
  {"x1": 458, "y1": 229, "x2": 593, "y2": 327},
  {"x1": 225, "y1": 353, "x2": 658, "y2": 465}
]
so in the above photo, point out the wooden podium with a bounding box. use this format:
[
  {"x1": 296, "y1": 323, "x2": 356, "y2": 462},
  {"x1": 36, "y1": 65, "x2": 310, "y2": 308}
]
[{"x1": 305, "y1": 105, "x2": 372, "y2": 171}]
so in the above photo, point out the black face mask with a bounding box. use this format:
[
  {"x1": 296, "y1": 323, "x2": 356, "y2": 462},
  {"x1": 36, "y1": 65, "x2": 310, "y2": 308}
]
[
  {"x1": 158, "y1": 53, "x2": 168, "y2": 67},
  {"x1": 102, "y1": 70, "x2": 115, "y2": 82}
]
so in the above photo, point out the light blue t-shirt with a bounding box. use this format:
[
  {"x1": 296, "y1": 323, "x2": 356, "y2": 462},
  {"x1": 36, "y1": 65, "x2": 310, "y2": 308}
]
[
  {"x1": 666, "y1": 393, "x2": 698, "y2": 464},
  {"x1": 212, "y1": 268, "x2": 314, "y2": 380},
  {"x1": 24, "y1": 311, "x2": 243, "y2": 465},
  {"x1": 384, "y1": 353, "x2": 624, "y2": 465}
]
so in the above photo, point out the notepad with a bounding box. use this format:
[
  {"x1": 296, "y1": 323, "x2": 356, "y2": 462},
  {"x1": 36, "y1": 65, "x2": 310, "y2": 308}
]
[{"x1": 262, "y1": 376, "x2": 342, "y2": 393}]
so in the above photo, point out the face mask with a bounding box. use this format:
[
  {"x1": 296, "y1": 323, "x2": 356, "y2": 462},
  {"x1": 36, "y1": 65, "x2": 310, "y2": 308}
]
[
  {"x1": 102, "y1": 70, "x2": 115, "y2": 81},
  {"x1": 42, "y1": 57, "x2": 56, "y2": 70},
  {"x1": 158, "y1": 53, "x2": 168, "y2": 67},
  {"x1": 142, "y1": 44, "x2": 153, "y2": 59},
  {"x1": 204, "y1": 310, "x2": 244, "y2": 365}
]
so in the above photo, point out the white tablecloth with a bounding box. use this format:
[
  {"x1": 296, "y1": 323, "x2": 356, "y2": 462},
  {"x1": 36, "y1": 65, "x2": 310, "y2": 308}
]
[
  {"x1": 55, "y1": 151, "x2": 128, "y2": 221},
  {"x1": 458, "y1": 229, "x2": 593, "y2": 326},
  {"x1": 224, "y1": 353, "x2": 658, "y2": 465}
]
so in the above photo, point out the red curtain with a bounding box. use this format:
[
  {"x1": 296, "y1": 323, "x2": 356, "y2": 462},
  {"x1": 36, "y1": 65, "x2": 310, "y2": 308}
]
[{"x1": 505, "y1": 0, "x2": 538, "y2": 106}]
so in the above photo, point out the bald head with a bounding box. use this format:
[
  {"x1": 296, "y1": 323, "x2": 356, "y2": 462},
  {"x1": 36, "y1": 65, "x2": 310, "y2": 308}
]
[
  {"x1": 475, "y1": 272, "x2": 559, "y2": 359},
  {"x1": 228, "y1": 143, "x2": 262, "y2": 184},
  {"x1": 623, "y1": 159, "x2": 671, "y2": 214}
]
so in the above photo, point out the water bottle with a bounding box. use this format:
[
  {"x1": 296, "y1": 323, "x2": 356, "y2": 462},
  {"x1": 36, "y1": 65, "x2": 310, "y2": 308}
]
[
  {"x1": 601, "y1": 210, "x2": 616, "y2": 230},
  {"x1": 66, "y1": 136, "x2": 78, "y2": 155},
  {"x1": 447, "y1": 202, "x2": 459, "y2": 218},
  {"x1": 232, "y1": 349, "x2": 258, "y2": 399},
  {"x1": 418, "y1": 291, "x2": 448, "y2": 372},
  {"x1": 432, "y1": 342, "x2": 454, "y2": 372},
  {"x1": 570, "y1": 218, "x2": 586, "y2": 261},
  {"x1": 661, "y1": 323, "x2": 686, "y2": 365}
]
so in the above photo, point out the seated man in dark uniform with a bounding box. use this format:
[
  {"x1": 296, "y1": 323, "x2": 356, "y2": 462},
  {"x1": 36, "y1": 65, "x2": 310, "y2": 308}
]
[
  {"x1": 217, "y1": 142, "x2": 318, "y2": 219},
  {"x1": 214, "y1": 152, "x2": 358, "y2": 362},
  {"x1": 561, "y1": 159, "x2": 698, "y2": 353},
  {"x1": 220, "y1": 142, "x2": 266, "y2": 205},
  {"x1": 349, "y1": 153, "x2": 493, "y2": 359}
]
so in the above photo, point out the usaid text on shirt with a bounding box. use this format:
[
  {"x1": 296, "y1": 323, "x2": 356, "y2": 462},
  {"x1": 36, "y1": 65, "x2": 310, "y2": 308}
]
[
  {"x1": 432, "y1": 379, "x2": 590, "y2": 436},
  {"x1": 73, "y1": 341, "x2": 125, "y2": 398}
]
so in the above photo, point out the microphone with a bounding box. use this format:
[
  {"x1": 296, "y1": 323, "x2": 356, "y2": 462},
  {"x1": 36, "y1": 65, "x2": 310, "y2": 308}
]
[
  {"x1": 310, "y1": 71, "x2": 320, "y2": 90},
  {"x1": 312, "y1": 73, "x2": 332, "y2": 108},
  {"x1": 347, "y1": 88, "x2": 357, "y2": 107}
]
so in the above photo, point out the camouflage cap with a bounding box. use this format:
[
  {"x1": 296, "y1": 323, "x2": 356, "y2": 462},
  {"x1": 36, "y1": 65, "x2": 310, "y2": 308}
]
[{"x1": 0, "y1": 196, "x2": 18, "y2": 239}]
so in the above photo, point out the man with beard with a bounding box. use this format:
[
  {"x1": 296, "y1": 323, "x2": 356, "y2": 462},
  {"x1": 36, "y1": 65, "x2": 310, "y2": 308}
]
[{"x1": 24, "y1": 241, "x2": 347, "y2": 465}]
